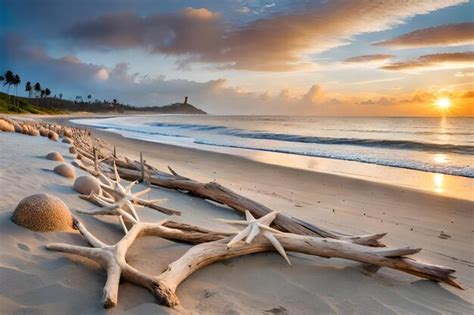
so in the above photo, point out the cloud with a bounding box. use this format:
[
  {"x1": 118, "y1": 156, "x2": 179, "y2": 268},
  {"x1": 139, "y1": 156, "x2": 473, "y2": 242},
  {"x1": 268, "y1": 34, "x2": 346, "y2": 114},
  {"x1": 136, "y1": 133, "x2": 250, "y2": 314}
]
[
  {"x1": 66, "y1": 8, "x2": 223, "y2": 56},
  {"x1": 237, "y1": 7, "x2": 250, "y2": 14},
  {"x1": 381, "y1": 52, "x2": 474, "y2": 71},
  {"x1": 2, "y1": 34, "x2": 472, "y2": 116},
  {"x1": 344, "y1": 54, "x2": 393, "y2": 63},
  {"x1": 374, "y1": 22, "x2": 474, "y2": 48},
  {"x1": 301, "y1": 85, "x2": 324, "y2": 104},
  {"x1": 65, "y1": 1, "x2": 467, "y2": 71},
  {"x1": 455, "y1": 71, "x2": 474, "y2": 77},
  {"x1": 461, "y1": 90, "x2": 474, "y2": 98},
  {"x1": 1, "y1": 34, "x2": 108, "y2": 88}
]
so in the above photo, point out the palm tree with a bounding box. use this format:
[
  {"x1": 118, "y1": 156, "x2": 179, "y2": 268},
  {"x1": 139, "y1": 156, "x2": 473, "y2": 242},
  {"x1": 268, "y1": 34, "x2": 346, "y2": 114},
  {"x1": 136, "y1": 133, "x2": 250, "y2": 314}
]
[
  {"x1": 40, "y1": 90, "x2": 45, "y2": 98},
  {"x1": 34, "y1": 82, "x2": 41, "y2": 97},
  {"x1": 45, "y1": 88, "x2": 51, "y2": 97},
  {"x1": 87, "y1": 94, "x2": 92, "y2": 102},
  {"x1": 25, "y1": 81, "x2": 32, "y2": 98},
  {"x1": 13, "y1": 74, "x2": 21, "y2": 107},
  {"x1": 34, "y1": 82, "x2": 41, "y2": 106},
  {"x1": 3, "y1": 70, "x2": 14, "y2": 104},
  {"x1": 59, "y1": 93, "x2": 63, "y2": 100}
]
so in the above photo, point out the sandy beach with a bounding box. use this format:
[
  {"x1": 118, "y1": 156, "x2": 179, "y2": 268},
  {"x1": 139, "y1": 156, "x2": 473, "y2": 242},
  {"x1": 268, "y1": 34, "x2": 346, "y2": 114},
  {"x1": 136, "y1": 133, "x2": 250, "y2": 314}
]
[{"x1": 0, "y1": 116, "x2": 472, "y2": 314}]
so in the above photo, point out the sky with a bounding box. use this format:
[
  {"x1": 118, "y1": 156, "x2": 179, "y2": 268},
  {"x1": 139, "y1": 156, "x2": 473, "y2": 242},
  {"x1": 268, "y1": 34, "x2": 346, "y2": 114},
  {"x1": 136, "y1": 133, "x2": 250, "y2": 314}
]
[{"x1": 1, "y1": 0, "x2": 473, "y2": 116}]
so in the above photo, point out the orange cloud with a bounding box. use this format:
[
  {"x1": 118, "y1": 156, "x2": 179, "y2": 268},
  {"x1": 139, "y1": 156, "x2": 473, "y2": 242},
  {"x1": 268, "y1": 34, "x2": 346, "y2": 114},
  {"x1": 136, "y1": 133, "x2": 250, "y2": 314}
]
[
  {"x1": 374, "y1": 22, "x2": 474, "y2": 48},
  {"x1": 344, "y1": 54, "x2": 393, "y2": 63},
  {"x1": 66, "y1": 1, "x2": 467, "y2": 71},
  {"x1": 381, "y1": 52, "x2": 474, "y2": 71}
]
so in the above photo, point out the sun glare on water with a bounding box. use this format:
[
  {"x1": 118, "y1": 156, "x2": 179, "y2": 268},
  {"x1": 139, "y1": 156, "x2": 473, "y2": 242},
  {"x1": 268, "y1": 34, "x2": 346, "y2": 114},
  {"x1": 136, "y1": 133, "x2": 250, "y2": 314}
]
[{"x1": 435, "y1": 97, "x2": 451, "y2": 109}]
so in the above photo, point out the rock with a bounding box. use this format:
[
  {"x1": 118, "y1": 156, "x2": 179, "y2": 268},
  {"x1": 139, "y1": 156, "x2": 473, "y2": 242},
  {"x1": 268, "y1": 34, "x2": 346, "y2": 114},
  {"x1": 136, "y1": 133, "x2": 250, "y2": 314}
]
[
  {"x1": 62, "y1": 137, "x2": 73, "y2": 144},
  {"x1": 54, "y1": 164, "x2": 76, "y2": 178},
  {"x1": 39, "y1": 128, "x2": 50, "y2": 137},
  {"x1": 48, "y1": 131, "x2": 59, "y2": 141},
  {"x1": 11, "y1": 194, "x2": 73, "y2": 232},
  {"x1": 74, "y1": 175, "x2": 101, "y2": 195},
  {"x1": 63, "y1": 128, "x2": 73, "y2": 138},
  {"x1": 46, "y1": 152, "x2": 64, "y2": 162},
  {"x1": 0, "y1": 119, "x2": 14, "y2": 132},
  {"x1": 14, "y1": 124, "x2": 23, "y2": 133}
]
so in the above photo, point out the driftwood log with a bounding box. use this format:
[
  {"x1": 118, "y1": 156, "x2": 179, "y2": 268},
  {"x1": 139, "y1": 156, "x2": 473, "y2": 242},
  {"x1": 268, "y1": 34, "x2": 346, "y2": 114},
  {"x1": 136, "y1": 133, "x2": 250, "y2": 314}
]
[
  {"x1": 101, "y1": 159, "x2": 382, "y2": 245},
  {"x1": 71, "y1": 140, "x2": 374, "y2": 245},
  {"x1": 47, "y1": 216, "x2": 461, "y2": 308},
  {"x1": 70, "y1": 126, "x2": 378, "y2": 244}
]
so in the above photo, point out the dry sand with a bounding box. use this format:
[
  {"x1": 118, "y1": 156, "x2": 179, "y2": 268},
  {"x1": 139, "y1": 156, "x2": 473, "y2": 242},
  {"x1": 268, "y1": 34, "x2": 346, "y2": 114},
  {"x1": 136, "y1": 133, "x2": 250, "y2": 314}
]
[{"x1": 0, "y1": 123, "x2": 473, "y2": 314}]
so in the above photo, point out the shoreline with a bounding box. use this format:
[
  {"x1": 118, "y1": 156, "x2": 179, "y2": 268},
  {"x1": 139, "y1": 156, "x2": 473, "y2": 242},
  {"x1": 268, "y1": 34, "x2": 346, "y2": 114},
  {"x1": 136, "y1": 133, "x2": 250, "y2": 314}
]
[
  {"x1": 0, "y1": 116, "x2": 472, "y2": 313},
  {"x1": 60, "y1": 116, "x2": 473, "y2": 201}
]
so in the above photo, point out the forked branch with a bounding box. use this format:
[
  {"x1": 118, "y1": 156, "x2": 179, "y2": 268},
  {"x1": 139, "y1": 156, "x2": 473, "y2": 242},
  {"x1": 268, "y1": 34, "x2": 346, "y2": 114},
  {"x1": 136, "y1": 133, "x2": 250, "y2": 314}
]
[{"x1": 47, "y1": 218, "x2": 461, "y2": 308}]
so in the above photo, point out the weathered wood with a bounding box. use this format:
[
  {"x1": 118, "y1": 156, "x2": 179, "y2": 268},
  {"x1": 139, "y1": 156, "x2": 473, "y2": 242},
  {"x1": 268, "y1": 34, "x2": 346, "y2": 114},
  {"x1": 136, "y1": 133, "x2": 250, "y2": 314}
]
[
  {"x1": 93, "y1": 147, "x2": 99, "y2": 172},
  {"x1": 140, "y1": 152, "x2": 145, "y2": 182},
  {"x1": 154, "y1": 232, "x2": 462, "y2": 306},
  {"x1": 79, "y1": 191, "x2": 181, "y2": 216},
  {"x1": 47, "y1": 218, "x2": 462, "y2": 308},
  {"x1": 107, "y1": 165, "x2": 379, "y2": 244}
]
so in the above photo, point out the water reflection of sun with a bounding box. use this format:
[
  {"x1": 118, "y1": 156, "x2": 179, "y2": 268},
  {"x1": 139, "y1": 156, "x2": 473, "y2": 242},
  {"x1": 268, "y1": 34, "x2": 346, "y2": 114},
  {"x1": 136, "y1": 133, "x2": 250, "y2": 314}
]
[
  {"x1": 433, "y1": 173, "x2": 444, "y2": 193},
  {"x1": 433, "y1": 153, "x2": 448, "y2": 164}
]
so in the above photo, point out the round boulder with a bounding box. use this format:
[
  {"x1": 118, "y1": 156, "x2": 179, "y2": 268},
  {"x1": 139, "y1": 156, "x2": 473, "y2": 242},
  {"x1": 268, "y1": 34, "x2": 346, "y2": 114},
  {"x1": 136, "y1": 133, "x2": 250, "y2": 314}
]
[
  {"x1": 0, "y1": 119, "x2": 14, "y2": 132},
  {"x1": 54, "y1": 164, "x2": 76, "y2": 178},
  {"x1": 14, "y1": 124, "x2": 23, "y2": 133},
  {"x1": 48, "y1": 131, "x2": 59, "y2": 141},
  {"x1": 39, "y1": 128, "x2": 49, "y2": 137},
  {"x1": 62, "y1": 137, "x2": 73, "y2": 144},
  {"x1": 46, "y1": 152, "x2": 64, "y2": 162},
  {"x1": 74, "y1": 175, "x2": 101, "y2": 195},
  {"x1": 63, "y1": 128, "x2": 73, "y2": 138},
  {"x1": 12, "y1": 194, "x2": 73, "y2": 232}
]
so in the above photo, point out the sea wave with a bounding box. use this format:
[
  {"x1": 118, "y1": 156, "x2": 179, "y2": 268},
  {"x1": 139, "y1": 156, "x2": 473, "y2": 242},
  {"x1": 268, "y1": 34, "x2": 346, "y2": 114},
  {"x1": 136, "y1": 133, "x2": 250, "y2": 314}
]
[
  {"x1": 72, "y1": 119, "x2": 474, "y2": 178},
  {"x1": 147, "y1": 122, "x2": 474, "y2": 155},
  {"x1": 193, "y1": 139, "x2": 474, "y2": 178}
]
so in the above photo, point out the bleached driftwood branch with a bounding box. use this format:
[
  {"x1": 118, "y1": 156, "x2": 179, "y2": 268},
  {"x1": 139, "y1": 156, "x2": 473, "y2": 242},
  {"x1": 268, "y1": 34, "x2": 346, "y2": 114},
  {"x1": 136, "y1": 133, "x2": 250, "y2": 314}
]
[
  {"x1": 47, "y1": 217, "x2": 461, "y2": 308},
  {"x1": 99, "y1": 160, "x2": 382, "y2": 245},
  {"x1": 74, "y1": 159, "x2": 181, "y2": 217}
]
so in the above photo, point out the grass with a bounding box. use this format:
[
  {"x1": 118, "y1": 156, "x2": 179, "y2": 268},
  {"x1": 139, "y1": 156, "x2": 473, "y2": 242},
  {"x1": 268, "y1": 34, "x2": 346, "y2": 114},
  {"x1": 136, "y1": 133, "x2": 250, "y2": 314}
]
[{"x1": 0, "y1": 92, "x2": 63, "y2": 114}]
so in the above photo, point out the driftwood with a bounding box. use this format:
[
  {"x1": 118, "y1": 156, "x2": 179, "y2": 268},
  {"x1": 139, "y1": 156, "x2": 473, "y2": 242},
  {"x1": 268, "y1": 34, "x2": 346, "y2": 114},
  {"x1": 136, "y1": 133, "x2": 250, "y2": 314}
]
[
  {"x1": 77, "y1": 161, "x2": 181, "y2": 219},
  {"x1": 72, "y1": 138, "x2": 364, "y2": 244},
  {"x1": 47, "y1": 215, "x2": 461, "y2": 308},
  {"x1": 47, "y1": 218, "x2": 229, "y2": 307},
  {"x1": 103, "y1": 161, "x2": 382, "y2": 245}
]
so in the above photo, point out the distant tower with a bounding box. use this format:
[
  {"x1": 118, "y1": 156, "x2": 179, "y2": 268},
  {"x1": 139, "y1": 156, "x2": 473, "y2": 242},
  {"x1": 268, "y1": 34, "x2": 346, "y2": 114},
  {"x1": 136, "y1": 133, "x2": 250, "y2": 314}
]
[{"x1": 184, "y1": 96, "x2": 188, "y2": 104}]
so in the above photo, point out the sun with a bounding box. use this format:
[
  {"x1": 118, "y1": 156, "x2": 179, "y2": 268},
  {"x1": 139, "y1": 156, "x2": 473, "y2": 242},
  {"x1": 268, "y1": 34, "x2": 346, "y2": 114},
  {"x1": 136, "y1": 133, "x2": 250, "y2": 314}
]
[{"x1": 435, "y1": 97, "x2": 451, "y2": 109}]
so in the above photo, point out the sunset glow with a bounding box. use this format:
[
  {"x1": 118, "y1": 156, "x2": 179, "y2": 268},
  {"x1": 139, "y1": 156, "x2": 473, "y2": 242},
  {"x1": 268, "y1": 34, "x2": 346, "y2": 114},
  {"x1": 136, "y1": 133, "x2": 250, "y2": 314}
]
[
  {"x1": 1, "y1": 0, "x2": 473, "y2": 116},
  {"x1": 435, "y1": 97, "x2": 452, "y2": 109}
]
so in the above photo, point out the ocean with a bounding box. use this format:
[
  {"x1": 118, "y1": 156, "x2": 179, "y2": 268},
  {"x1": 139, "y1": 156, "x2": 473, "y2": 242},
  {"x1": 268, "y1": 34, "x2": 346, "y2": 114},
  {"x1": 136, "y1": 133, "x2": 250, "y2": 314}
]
[{"x1": 72, "y1": 115, "x2": 474, "y2": 179}]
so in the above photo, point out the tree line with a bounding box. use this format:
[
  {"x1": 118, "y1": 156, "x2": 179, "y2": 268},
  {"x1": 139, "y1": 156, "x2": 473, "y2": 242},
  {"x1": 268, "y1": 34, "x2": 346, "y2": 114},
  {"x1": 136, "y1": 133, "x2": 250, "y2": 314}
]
[
  {"x1": 1, "y1": 69, "x2": 202, "y2": 114},
  {"x1": 0, "y1": 70, "x2": 53, "y2": 108},
  {"x1": 0, "y1": 69, "x2": 123, "y2": 112}
]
